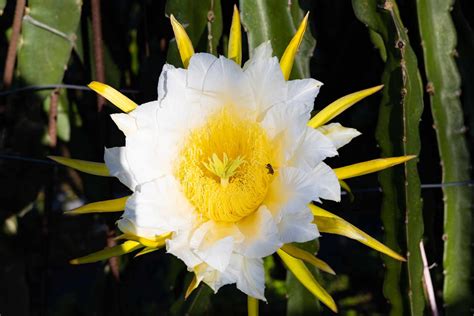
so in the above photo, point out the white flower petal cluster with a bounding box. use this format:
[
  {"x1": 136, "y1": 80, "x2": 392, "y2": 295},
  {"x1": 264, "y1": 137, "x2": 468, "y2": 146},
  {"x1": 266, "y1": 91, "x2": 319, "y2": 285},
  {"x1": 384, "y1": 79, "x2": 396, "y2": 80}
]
[{"x1": 104, "y1": 42, "x2": 360, "y2": 299}]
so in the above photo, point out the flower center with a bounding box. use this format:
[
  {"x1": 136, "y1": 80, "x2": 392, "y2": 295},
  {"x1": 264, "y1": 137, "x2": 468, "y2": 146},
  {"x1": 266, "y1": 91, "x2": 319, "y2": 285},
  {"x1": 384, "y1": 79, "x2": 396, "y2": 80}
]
[{"x1": 176, "y1": 108, "x2": 274, "y2": 222}]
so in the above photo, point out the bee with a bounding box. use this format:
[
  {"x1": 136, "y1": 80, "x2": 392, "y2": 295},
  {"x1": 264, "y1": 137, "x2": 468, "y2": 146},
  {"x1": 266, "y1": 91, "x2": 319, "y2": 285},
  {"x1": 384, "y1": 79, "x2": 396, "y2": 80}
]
[{"x1": 265, "y1": 163, "x2": 274, "y2": 175}]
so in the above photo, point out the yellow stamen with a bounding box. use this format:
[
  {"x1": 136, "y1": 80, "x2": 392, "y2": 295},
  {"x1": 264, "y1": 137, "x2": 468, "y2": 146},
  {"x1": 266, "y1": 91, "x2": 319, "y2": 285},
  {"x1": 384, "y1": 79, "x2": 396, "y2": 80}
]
[
  {"x1": 281, "y1": 244, "x2": 335, "y2": 275},
  {"x1": 277, "y1": 249, "x2": 338, "y2": 312},
  {"x1": 307, "y1": 85, "x2": 384, "y2": 128},
  {"x1": 310, "y1": 204, "x2": 406, "y2": 261},
  {"x1": 49, "y1": 155, "x2": 110, "y2": 177},
  {"x1": 170, "y1": 14, "x2": 195, "y2": 68},
  {"x1": 280, "y1": 12, "x2": 309, "y2": 80},
  {"x1": 88, "y1": 81, "x2": 138, "y2": 113},
  {"x1": 228, "y1": 5, "x2": 242, "y2": 66},
  {"x1": 65, "y1": 196, "x2": 129, "y2": 215},
  {"x1": 176, "y1": 108, "x2": 274, "y2": 222},
  {"x1": 248, "y1": 296, "x2": 259, "y2": 316},
  {"x1": 334, "y1": 156, "x2": 416, "y2": 180}
]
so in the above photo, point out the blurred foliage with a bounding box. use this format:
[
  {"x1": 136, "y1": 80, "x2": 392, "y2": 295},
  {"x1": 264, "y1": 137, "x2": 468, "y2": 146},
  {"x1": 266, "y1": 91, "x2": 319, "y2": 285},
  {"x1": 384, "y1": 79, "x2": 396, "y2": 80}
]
[{"x1": 0, "y1": 0, "x2": 473, "y2": 315}]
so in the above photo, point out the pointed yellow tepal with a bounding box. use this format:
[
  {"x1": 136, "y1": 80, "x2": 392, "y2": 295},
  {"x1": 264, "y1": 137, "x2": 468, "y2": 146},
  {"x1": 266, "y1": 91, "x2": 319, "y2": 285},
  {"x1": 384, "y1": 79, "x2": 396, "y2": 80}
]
[
  {"x1": 88, "y1": 81, "x2": 137, "y2": 113},
  {"x1": 308, "y1": 85, "x2": 384, "y2": 128},
  {"x1": 277, "y1": 249, "x2": 338, "y2": 312},
  {"x1": 334, "y1": 156, "x2": 416, "y2": 180},
  {"x1": 70, "y1": 240, "x2": 143, "y2": 264},
  {"x1": 170, "y1": 14, "x2": 195, "y2": 68},
  {"x1": 66, "y1": 196, "x2": 129, "y2": 215},
  {"x1": 280, "y1": 12, "x2": 309, "y2": 80},
  {"x1": 185, "y1": 275, "x2": 200, "y2": 299},
  {"x1": 49, "y1": 156, "x2": 110, "y2": 177},
  {"x1": 311, "y1": 205, "x2": 406, "y2": 261},
  {"x1": 228, "y1": 5, "x2": 242, "y2": 66},
  {"x1": 281, "y1": 244, "x2": 335, "y2": 275}
]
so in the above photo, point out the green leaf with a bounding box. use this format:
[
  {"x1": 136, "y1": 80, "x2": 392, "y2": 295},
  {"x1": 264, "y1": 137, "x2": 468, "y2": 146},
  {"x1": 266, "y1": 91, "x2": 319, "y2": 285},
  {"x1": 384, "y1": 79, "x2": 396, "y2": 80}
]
[
  {"x1": 17, "y1": 0, "x2": 82, "y2": 100},
  {"x1": 240, "y1": 0, "x2": 315, "y2": 79},
  {"x1": 417, "y1": 0, "x2": 472, "y2": 314},
  {"x1": 165, "y1": 0, "x2": 223, "y2": 66},
  {"x1": 352, "y1": 1, "x2": 425, "y2": 315}
]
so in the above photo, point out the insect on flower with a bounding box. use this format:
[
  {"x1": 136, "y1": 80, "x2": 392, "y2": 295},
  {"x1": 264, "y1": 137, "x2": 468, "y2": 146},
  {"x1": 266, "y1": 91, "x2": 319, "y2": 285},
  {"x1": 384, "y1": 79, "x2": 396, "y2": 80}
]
[{"x1": 50, "y1": 6, "x2": 414, "y2": 314}]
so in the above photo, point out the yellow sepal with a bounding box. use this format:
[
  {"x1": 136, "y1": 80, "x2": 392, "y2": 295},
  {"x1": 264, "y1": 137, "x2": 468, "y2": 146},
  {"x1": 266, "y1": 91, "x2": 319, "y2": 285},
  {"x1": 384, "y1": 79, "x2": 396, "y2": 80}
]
[
  {"x1": 310, "y1": 204, "x2": 406, "y2": 261},
  {"x1": 247, "y1": 296, "x2": 259, "y2": 316},
  {"x1": 65, "y1": 196, "x2": 129, "y2": 215},
  {"x1": 339, "y1": 180, "x2": 354, "y2": 202},
  {"x1": 88, "y1": 81, "x2": 138, "y2": 113},
  {"x1": 228, "y1": 5, "x2": 242, "y2": 66},
  {"x1": 281, "y1": 244, "x2": 335, "y2": 275},
  {"x1": 134, "y1": 246, "x2": 161, "y2": 258},
  {"x1": 185, "y1": 275, "x2": 200, "y2": 300},
  {"x1": 277, "y1": 249, "x2": 338, "y2": 312},
  {"x1": 280, "y1": 12, "x2": 309, "y2": 80},
  {"x1": 170, "y1": 14, "x2": 195, "y2": 68},
  {"x1": 49, "y1": 156, "x2": 110, "y2": 177},
  {"x1": 122, "y1": 232, "x2": 171, "y2": 248},
  {"x1": 70, "y1": 240, "x2": 143, "y2": 264},
  {"x1": 307, "y1": 85, "x2": 384, "y2": 128},
  {"x1": 334, "y1": 156, "x2": 416, "y2": 180}
]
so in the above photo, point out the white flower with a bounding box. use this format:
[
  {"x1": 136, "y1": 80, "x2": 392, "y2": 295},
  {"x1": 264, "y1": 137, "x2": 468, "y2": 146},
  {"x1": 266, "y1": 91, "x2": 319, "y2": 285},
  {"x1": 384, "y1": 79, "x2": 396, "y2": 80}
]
[{"x1": 103, "y1": 42, "x2": 355, "y2": 300}]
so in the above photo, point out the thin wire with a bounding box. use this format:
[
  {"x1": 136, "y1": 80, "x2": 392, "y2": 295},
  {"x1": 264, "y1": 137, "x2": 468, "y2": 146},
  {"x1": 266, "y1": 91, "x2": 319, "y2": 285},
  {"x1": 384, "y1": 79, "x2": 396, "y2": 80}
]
[
  {"x1": 0, "y1": 84, "x2": 140, "y2": 97},
  {"x1": 0, "y1": 153, "x2": 473, "y2": 190}
]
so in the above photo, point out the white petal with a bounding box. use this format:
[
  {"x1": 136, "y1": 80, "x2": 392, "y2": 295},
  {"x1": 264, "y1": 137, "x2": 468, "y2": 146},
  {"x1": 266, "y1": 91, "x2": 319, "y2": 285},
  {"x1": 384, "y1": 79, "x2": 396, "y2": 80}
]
[
  {"x1": 194, "y1": 263, "x2": 235, "y2": 293},
  {"x1": 243, "y1": 41, "x2": 273, "y2": 69},
  {"x1": 118, "y1": 176, "x2": 195, "y2": 239},
  {"x1": 186, "y1": 54, "x2": 255, "y2": 115},
  {"x1": 243, "y1": 46, "x2": 286, "y2": 117},
  {"x1": 157, "y1": 64, "x2": 187, "y2": 109},
  {"x1": 110, "y1": 113, "x2": 137, "y2": 136},
  {"x1": 278, "y1": 205, "x2": 319, "y2": 243},
  {"x1": 190, "y1": 221, "x2": 243, "y2": 272},
  {"x1": 129, "y1": 100, "x2": 160, "y2": 130},
  {"x1": 237, "y1": 206, "x2": 281, "y2": 258},
  {"x1": 312, "y1": 162, "x2": 341, "y2": 202},
  {"x1": 166, "y1": 230, "x2": 203, "y2": 268},
  {"x1": 265, "y1": 167, "x2": 317, "y2": 218},
  {"x1": 227, "y1": 254, "x2": 266, "y2": 301},
  {"x1": 286, "y1": 78, "x2": 323, "y2": 113},
  {"x1": 289, "y1": 128, "x2": 338, "y2": 170},
  {"x1": 317, "y1": 122, "x2": 361, "y2": 149},
  {"x1": 104, "y1": 146, "x2": 137, "y2": 190}
]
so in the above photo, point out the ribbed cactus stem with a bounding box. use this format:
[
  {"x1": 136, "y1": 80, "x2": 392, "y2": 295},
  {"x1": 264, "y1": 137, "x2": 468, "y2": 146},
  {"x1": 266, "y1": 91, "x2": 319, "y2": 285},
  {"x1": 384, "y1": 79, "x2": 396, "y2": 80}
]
[
  {"x1": 416, "y1": 0, "x2": 472, "y2": 314},
  {"x1": 352, "y1": 1, "x2": 425, "y2": 315}
]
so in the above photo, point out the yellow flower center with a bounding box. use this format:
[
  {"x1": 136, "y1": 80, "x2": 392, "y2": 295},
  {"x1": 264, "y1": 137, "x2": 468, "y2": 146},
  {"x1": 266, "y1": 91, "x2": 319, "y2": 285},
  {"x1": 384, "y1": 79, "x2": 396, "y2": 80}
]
[{"x1": 176, "y1": 108, "x2": 274, "y2": 222}]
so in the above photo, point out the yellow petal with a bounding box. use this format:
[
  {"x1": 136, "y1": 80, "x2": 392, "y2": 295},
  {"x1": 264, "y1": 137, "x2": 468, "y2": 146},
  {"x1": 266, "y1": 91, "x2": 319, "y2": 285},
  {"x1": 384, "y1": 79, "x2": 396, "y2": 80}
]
[
  {"x1": 65, "y1": 196, "x2": 129, "y2": 215},
  {"x1": 134, "y1": 246, "x2": 160, "y2": 258},
  {"x1": 185, "y1": 275, "x2": 200, "y2": 300},
  {"x1": 70, "y1": 240, "x2": 143, "y2": 264},
  {"x1": 334, "y1": 156, "x2": 416, "y2": 180},
  {"x1": 124, "y1": 232, "x2": 171, "y2": 248},
  {"x1": 48, "y1": 156, "x2": 110, "y2": 176},
  {"x1": 281, "y1": 244, "x2": 335, "y2": 275},
  {"x1": 307, "y1": 85, "x2": 384, "y2": 128},
  {"x1": 310, "y1": 205, "x2": 406, "y2": 261},
  {"x1": 247, "y1": 296, "x2": 259, "y2": 316},
  {"x1": 339, "y1": 180, "x2": 354, "y2": 202},
  {"x1": 88, "y1": 81, "x2": 137, "y2": 113},
  {"x1": 277, "y1": 249, "x2": 338, "y2": 312},
  {"x1": 280, "y1": 12, "x2": 309, "y2": 80},
  {"x1": 170, "y1": 14, "x2": 195, "y2": 68},
  {"x1": 228, "y1": 5, "x2": 242, "y2": 66}
]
